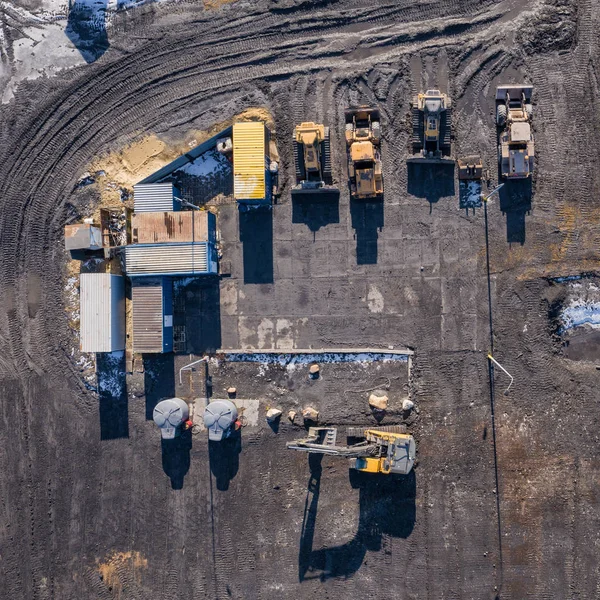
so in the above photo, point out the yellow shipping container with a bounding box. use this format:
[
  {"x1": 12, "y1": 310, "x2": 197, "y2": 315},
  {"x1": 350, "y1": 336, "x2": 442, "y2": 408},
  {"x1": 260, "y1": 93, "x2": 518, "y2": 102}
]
[{"x1": 233, "y1": 122, "x2": 267, "y2": 200}]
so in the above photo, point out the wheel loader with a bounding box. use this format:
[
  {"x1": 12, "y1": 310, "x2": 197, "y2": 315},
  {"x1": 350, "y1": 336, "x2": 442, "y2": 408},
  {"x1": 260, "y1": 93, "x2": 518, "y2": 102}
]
[
  {"x1": 292, "y1": 122, "x2": 336, "y2": 196},
  {"x1": 345, "y1": 107, "x2": 383, "y2": 199},
  {"x1": 496, "y1": 85, "x2": 534, "y2": 179},
  {"x1": 409, "y1": 89, "x2": 453, "y2": 163},
  {"x1": 287, "y1": 425, "x2": 416, "y2": 475}
]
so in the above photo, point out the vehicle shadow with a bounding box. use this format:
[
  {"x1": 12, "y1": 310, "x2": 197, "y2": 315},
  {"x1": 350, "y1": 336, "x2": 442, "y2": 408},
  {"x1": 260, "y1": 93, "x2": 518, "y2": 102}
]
[
  {"x1": 498, "y1": 178, "x2": 532, "y2": 245},
  {"x1": 65, "y1": 0, "x2": 110, "y2": 64},
  {"x1": 299, "y1": 468, "x2": 416, "y2": 581},
  {"x1": 161, "y1": 429, "x2": 192, "y2": 490},
  {"x1": 239, "y1": 207, "x2": 274, "y2": 284},
  {"x1": 143, "y1": 353, "x2": 175, "y2": 420},
  {"x1": 96, "y1": 351, "x2": 128, "y2": 440},
  {"x1": 350, "y1": 197, "x2": 384, "y2": 265},
  {"x1": 209, "y1": 430, "x2": 241, "y2": 491},
  {"x1": 292, "y1": 191, "x2": 340, "y2": 234},
  {"x1": 407, "y1": 162, "x2": 455, "y2": 209}
]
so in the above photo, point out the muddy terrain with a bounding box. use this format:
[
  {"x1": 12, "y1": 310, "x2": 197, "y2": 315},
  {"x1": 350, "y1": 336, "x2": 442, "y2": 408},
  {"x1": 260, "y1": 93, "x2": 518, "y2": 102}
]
[{"x1": 1, "y1": 0, "x2": 599, "y2": 598}]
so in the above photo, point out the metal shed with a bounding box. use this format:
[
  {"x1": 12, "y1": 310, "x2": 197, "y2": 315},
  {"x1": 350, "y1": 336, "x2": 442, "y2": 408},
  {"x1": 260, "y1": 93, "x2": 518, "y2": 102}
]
[
  {"x1": 134, "y1": 183, "x2": 181, "y2": 213},
  {"x1": 79, "y1": 273, "x2": 126, "y2": 353},
  {"x1": 64, "y1": 223, "x2": 103, "y2": 251},
  {"x1": 131, "y1": 210, "x2": 216, "y2": 244},
  {"x1": 132, "y1": 279, "x2": 173, "y2": 353},
  {"x1": 123, "y1": 242, "x2": 217, "y2": 277},
  {"x1": 233, "y1": 122, "x2": 271, "y2": 205}
]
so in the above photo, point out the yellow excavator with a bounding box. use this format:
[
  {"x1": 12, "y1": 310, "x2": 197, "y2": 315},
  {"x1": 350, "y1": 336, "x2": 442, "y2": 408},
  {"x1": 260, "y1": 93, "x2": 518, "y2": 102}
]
[
  {"x1": 345, "y1": 107, "x2": 383, "y2": 199},
  {"x1": 293, "y1": 122, "x2": 336, "y2": 195},
  {"x1": 287, "y1": 425, "x2": 415, "y2": 475}
]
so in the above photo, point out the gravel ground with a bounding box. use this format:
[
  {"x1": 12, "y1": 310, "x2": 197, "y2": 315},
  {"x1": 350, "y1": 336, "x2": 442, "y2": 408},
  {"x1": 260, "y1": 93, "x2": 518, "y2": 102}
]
[{"x1": 1, "y1": 0, "x2": 599, "y2": 598}]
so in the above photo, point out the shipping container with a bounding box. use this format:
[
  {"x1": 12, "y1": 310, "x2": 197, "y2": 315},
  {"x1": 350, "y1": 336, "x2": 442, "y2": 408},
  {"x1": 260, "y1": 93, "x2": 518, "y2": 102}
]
[
  {"x1": 123, "y1": 242, "x2": 217, "y2": 277},
  {"x1": 64, "y1": 223, "x2": 103, "y2": 251},
  {"x1": 132, "y1": 279, "x2": 173, "y2": 353},
  {"x1": 233, "y1": 122, "x2": 272, "y2": 205},
  {"x1": 79, "y1": 274, "x2": 125, "y2": 353},
  {"x1": 134, "y1": 183, "x2": 181, "y2": 213},
  {"x1": 131, "y1": 210, "x2": 216, "y2": 244}
]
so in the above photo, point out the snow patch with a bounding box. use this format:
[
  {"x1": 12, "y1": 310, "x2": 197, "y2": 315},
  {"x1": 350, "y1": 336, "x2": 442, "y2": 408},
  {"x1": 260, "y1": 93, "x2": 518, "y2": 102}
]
[{"x1": 177, "y1": 149, "x2": 231, "y2": 178}]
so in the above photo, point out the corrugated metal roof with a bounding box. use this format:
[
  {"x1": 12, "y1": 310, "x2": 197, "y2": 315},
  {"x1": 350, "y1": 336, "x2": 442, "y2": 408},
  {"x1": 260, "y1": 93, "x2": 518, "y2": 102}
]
[
  {"x1": 132, "y1": 283, "x2": 163, "y2": 353},
  {"x1": 132, "y1": 211, "x2": 212, "y2": 244},
  {"x1": 233, "y1": 122, "x2": 266, "y2": 200},
  {"x1": 80, "y1": 274, "x2": 125, "y2": 352},
  {"x1": 124, "y1": 243, "x2": 214, "y2": 276},
  {"x1": 64, "y1": 224, "x2": 103, "y2": 250},
  {"x1": 134, "y1": 183, "x2": 178, "y2": 212}
]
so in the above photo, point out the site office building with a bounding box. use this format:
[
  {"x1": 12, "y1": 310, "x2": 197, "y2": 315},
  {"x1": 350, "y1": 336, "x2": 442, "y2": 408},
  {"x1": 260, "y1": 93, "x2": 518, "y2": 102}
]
[
  {"x1": 124, "y1": 183, "x2": 218, "y2": 354},
  {"x1": 233, "y1": 121, "x2": 273, "y2": 206}
]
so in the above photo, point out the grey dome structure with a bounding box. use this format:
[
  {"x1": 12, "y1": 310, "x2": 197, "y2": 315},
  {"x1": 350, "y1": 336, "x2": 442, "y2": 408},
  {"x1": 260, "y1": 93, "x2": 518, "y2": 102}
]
[
  {"x1": 153, "y1": 397, "x2": 189, "y2": 439},
  {"x1": 204, "y1": 400, "x2": 238, "y2": 441}
]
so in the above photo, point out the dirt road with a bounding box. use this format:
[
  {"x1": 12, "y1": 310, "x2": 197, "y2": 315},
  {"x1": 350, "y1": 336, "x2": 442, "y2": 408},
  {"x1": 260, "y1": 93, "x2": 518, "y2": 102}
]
[{"x1": 0, "y1": 0, "x2": 599, "y2": 598}]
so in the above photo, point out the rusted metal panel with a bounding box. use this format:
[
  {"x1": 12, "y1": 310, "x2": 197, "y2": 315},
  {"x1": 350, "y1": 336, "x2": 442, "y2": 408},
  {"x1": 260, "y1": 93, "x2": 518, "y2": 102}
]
[
  {"x1": 80, "y1": 274, "x2": 125, "y2": 353},
  {"x1": 233, "y1": 122, "x2": 267, "y2": 200},
  {"x1": 131, "y1": 211, "x2": 215, "y2": 244}
]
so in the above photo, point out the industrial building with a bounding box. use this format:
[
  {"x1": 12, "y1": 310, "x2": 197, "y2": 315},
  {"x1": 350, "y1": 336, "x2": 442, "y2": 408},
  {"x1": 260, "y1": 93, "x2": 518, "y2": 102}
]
[
  {"x1": 132, "y1": 279, "x2": 173, "y2": 353},
  {"x1": 233, "y1": 121, "x2": 274, "y2": 205},
  {"x1": 79, "y1": 273, "x2": 126, "y2": 353}
]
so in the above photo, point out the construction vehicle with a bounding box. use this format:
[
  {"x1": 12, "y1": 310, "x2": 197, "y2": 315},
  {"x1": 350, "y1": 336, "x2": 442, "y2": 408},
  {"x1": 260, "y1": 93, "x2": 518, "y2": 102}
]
[
  {"x1": 292, "y1": 122, "x2": 335, "y2": 195},
  {"x1": 345, "y1": 107, "x2": 383, "y2": 199},
  {"x1": 496, "y1": 85, "x2": 534, "y2": 179},
  {"x1": 409, "y1": 89, "x2": 453, "y2": 163},
  {"x1": 287, "y1": 425, "x2": 415, "y2": 475}
]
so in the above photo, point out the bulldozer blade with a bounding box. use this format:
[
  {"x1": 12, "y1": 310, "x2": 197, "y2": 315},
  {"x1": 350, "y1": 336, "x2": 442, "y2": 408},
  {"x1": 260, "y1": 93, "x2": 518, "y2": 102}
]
[
  {"x1": 406, "y1": 156, "x2": 455, "y2": 165},
  {"x1": 291, "y1": 186, "x2": 339, "y2": 198},
  {"x1": 495, "y1": 84, "x2": 533, "y2": 101}
]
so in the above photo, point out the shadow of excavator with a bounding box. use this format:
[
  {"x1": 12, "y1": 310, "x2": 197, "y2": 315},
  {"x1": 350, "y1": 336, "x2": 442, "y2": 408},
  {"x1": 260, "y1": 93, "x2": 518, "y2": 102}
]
[{"x1": 298, "y1": 461, "x2": 416, "y2": 581}]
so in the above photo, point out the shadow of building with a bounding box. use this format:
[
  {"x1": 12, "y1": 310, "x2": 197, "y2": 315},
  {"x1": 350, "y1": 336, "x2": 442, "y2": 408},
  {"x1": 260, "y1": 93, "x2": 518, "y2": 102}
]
[
  {"x1": 161, "y1": 429, "x2": 192, "y2": 490},
  {"x1": 239, "y1": 207, "x2": 274, "y2": 284},
  {"x1": 66, "y1": 0, "x2": 110, "y2": 64},
  {"x1": 350, "y1": 198, "x2": 384, "y2": 265},
  {"x1": 292, "y1": 191, "x2": 340, "y2": 234},
  {"x1": 209, "y1": 431, "x2": 241, "y2": 491},
  {"x1": 299, "y1": 468, "x2": 416, "y2": 581},
  {"x1": 407, "y1": 162, "x2": 455, "y2": 209},
  {"x1": 96, "y1": 351, "x2": 128, "y2": 440},
  {"x1": 498, "y1": 178, "x2": 532, "y2": 245},
  {"x1": 143, "y1": 353, "x2": 175, "y2": 420}
]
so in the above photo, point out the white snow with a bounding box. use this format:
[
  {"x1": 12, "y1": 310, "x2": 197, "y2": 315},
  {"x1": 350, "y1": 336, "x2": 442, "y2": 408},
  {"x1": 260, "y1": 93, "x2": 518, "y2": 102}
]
[
  {"x1": 97, "y1": 350, "x2": 125, "y2": 397},
  {"x1": 222, "y1": 352, "x2": 409, "y2": 367},
  {"x1": 177, "y1": 150, "x2": 231, "y2": 178},
  {"x1": 560, "y1": 302, "x2": 600, "y2": 333}
]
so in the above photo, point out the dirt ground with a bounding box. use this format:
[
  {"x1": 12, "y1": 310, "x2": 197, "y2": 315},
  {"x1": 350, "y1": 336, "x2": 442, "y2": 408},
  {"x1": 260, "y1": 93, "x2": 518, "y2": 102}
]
[{"x1": 1, "y1": 0, "x2": 600, "y2": 598}]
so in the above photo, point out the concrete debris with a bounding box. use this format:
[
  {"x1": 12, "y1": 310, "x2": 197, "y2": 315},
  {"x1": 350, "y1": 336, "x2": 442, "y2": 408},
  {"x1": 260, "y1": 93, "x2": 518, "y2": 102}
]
[
  {"x1": 369, "y1": 390, "x2": 388, "y2": 411},
  {"x1": 302, "y1": 407, "x2": 319, "y2": 422},
  {"x1": 288, "y1": 410, "x2": 297, "y2": 423},
  {"x1": 309, "y1": 363, "x2": 320, "y2": 374},
  {"x1": 266, "y1": 407, "x2": 282, "y2": 422},
  {"x1": 402, "y1": 398, "x2": 415, "y2": 412},
  {"x1": 227, "y1": 386, "x2": 237, "y2": 396}
]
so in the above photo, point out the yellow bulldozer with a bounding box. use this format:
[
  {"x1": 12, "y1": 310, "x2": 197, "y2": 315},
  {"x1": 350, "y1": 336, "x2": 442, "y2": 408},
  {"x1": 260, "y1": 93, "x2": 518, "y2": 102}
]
[
  {"x1": 287, "y1": 425, "x2": 416, "y2": 475},
  {"x1": 345, "y1": 107, "x2": 383, "y2": 199},
  {"x1": 293, "y1": 122, "x2": 336, "y2": 195},
  {"x1": 409, "y1": 89, "x2": 453, "y2": 164}
]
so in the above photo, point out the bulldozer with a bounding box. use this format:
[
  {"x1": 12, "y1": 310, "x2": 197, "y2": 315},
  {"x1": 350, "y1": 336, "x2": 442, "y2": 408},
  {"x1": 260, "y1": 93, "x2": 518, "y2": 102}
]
[
  {"x1": 287, "y1": 425, "x2": 415, "y2": 475},
  {"x1": 409, "y1": 89, "x2": 453, "y2": 163},
  {"x1": 345, "y1": 107, "x2": 383, "y2": 199},
  {"x1": 496, "y1": 85, "x2": 534, "y2": 179},
  {"x1": 292, "y1": 122, "x2": 335, "y2": 195}
]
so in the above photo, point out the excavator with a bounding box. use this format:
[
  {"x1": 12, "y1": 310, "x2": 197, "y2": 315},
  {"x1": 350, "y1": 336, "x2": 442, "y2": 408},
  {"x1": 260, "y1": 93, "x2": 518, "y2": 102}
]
[
  {"x1": 287, "y1": 425, "x2": 415, "y2": 475},
  {"x1": 345, "y1": 107, "x2": 383, "y2": 199},
  {"x1": 409, "y1": 89, "x2": 453, "y2": 164},
  {"x1": 292, "y1": 122, "x2": 335, "y2": 195}
]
